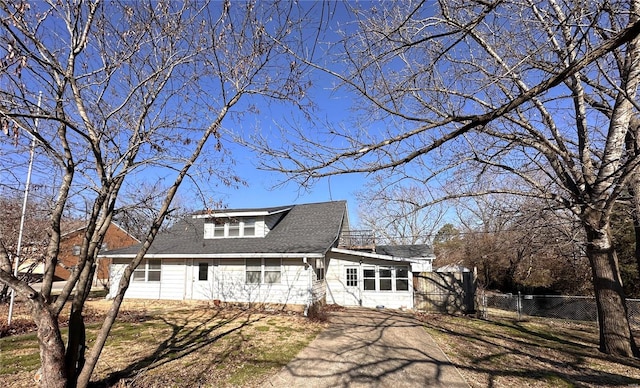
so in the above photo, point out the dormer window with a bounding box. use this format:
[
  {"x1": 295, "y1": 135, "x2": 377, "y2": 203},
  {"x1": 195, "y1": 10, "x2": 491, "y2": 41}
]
[
  {"x1": 213, "y1": 219, "x2": 225, "y2": 237},
  {"x1": 204, "y1": 217, "x2": 261, "y2": 238},
  {"x1": 243, "y1": 218, "x2": 256, "y2": 236},
  {"x1": 228, "y1": 220, "x2": 240, "y2": 237}
]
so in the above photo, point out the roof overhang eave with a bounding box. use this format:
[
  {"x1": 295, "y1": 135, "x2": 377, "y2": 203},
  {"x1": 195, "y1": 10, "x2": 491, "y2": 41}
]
[
  {"x1": 330, "y1": 247, "x2": 433, "y2": 263},
  {"x1": 191, "y1": 207, "x2": 292, "y2": 219},
  {"x1": 100, "y1": 252, "x2": 325, "y2": 259}
]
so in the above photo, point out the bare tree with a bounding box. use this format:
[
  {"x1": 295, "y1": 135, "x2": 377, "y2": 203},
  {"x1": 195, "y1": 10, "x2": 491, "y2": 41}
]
[
  {"x1": 446, "y1": 196, "x2": 591, "y2": 294},
  {"x1": 252, "y1": 1, "x2": 640, "y2": 356},
  {"x1": 0, "y1": 1, "x2": 315, "y2": 387},
  {"x1": 356, "y1": 180, "x2": 447, "y2": 244},
  {"x1": 0, "y1": 193, "x2": 51, "y2": 300}
]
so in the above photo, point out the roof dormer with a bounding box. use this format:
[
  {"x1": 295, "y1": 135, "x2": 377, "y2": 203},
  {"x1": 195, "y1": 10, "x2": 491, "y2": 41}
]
[
  {"x1": 194, "y1": 206, "x2": 291, "y2": 239},
  {"x1": 203, "y1": 217, "x2": 262, "y2": 238}
]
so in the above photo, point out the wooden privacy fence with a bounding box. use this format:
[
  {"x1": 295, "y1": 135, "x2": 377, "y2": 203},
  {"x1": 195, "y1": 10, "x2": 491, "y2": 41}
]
[{"x1": 413, "y1": 271, "x2": 475, "y2": 314}]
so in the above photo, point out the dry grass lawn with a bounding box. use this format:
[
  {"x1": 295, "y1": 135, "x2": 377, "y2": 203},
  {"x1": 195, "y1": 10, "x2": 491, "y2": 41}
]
[
  {"x1": 0, "y1": 299, "x2": 325, "y2": 387},
  {"x1": 420, "y1": 312, "x2": 640, "y2": 388},
  {"x1": 3, "y1": 300, "x2": 640, "y2": 387}
]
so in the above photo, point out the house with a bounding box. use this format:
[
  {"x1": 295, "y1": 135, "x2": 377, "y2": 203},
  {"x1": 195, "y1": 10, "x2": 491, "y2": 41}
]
[
  {"x1": 56, "y1": 222, "x2": 139, "y2": 286},
  {"x1": 102, "y1": 201, "x2": 435, "y2": 311}
]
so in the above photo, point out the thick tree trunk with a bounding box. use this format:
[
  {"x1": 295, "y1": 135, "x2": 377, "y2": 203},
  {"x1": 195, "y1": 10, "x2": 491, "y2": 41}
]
[
  {"x1": 584, "y1": 223, "x2": 639, "y2": 357},
  {"x1": 65, "y1": 307, "x2": 86, "y2": 387},
  {"x1": 64, "y1": 257, "x2": 96, "y2": 386},
  {"x1": 32, "y1": 303, "x2": 67, "y2": 387}
]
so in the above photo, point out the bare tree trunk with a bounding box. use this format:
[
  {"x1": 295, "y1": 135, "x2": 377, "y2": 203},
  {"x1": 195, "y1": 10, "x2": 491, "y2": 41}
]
[
  {"x1": 32, "y1": 300, "x2": 67, "y2": 388},
  {"x1": 65, "y1": 261, "x2": 94, "y2": 386},
  {"x1": 584, "y1": 220, "x2": 639, "y2": 357}
]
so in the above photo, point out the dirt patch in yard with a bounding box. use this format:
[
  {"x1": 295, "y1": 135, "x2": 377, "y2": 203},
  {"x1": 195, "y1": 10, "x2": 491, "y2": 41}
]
[
  {"x1": 0, "y1": 299, "x2": 325, "y2": 387},
  {"x1": 419, "y1": 313, "x2": 640, "y2": 388}
]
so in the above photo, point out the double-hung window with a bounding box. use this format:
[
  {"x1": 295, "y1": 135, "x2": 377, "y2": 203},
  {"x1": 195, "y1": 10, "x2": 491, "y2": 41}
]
[
  {"x1": 264, "y1": 258, "x2": 281, "y2": 283},
  {"x1": 315, "y1": 258, "x2": 325, "y2": 281},
  {"x1": 396, "y1": 267, "x2": 409, "y2": 291},
  {"x1": 379, "y1": 267, "x2": 392, "y2": 291},
  {"x1": 245, "y1": 258, "x2": 281, "y2": 284},
  {"x1": 363, "y1": 268, "x2": 376, "y2": 291},
  {"x1": 246, "y1": 259, "x2": 262, "y2": 284},
  {"x1": 133, "y1": 259, "x2": 161, "y2": 282},
  {"x1": 243, "y1": 218, "x2": 256, "y2": 237},
  {"x1": 213, "y1": 219, "x2": 225, "y2": 237},
  {"x1": 228, "y1": 220, "x2": 241, "y2": 237}
]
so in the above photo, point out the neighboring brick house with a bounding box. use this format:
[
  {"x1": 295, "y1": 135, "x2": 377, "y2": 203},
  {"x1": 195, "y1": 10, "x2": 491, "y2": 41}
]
[{"x1": 57, "y1": 222, "x2": 139, "y2": 287}]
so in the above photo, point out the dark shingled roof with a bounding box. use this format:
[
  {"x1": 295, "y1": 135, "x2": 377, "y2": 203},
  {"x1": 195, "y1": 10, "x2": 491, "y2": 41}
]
[
  {"x1": 104, "y1": 200, "x2": 347, "y2": 256},
  {"x1": 375, "y1": 244, "x2": 434, "y2": 258}
]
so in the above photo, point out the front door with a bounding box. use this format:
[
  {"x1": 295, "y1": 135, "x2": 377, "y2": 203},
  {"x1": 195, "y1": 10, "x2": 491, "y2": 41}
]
[{"x1": 192, "y1": 260, "x2": 216, "y2": 300}]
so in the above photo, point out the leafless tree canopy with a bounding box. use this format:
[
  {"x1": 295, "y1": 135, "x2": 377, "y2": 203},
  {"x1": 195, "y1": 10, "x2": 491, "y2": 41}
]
[
  {"x1": 356, "y1": 181, "x2": 447, "y2": 245},
  {"x1": 251, "y1": 0, "x2": 640, "y2": 357},
  {"x1": 0, "y1": 1, "x2": 318, "y2": 386}
]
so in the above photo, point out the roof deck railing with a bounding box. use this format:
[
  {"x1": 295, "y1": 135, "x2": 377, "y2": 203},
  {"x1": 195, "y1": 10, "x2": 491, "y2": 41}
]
[{"x1": 339, "y1": 230, "x2": 376, "y2": 250}]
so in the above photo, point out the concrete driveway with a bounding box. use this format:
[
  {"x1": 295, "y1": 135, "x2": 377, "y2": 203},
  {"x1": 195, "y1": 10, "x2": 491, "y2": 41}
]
[{"x1": 263, "y1": 307, "x2": 469, "y2": 388}]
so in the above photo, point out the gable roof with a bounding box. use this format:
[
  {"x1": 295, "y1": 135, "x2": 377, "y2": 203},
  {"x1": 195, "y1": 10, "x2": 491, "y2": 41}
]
[
  {"x1": 101, "y1": 200, "x2": 347, "y2": 258},
  {"x1": 61, "y1": 220, "x2": 140, "y2": 243}
]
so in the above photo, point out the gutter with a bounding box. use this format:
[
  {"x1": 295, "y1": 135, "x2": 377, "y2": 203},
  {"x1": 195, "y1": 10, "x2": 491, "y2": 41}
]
[
  {"x1": 330, "y1": 247, "x2": 427, "y2": 263},
  {"x1": 323, "y1": 203, "x2": 348, "y2": 256},
  {"x1": 100, "y1": 252, "x2": 325, "y2": 259},
  {"x1": 303, "y1": 257, "x2": 312, "y2": 316}
]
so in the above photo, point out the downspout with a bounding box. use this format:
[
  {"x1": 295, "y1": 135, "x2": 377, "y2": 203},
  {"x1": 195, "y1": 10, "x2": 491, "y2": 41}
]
[{"x1": 303, "y1": 257, "x2": 311, "y2": 316}]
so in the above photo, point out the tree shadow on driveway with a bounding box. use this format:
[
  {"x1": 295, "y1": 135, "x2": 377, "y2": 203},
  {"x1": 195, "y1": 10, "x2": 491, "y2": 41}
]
[{"x1": 264, "y1": 307, "x2": 470, "y2": 388}]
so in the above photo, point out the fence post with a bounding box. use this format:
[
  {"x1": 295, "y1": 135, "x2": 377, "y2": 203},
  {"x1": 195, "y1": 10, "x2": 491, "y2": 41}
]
[
  {"x1": 482, "y1": 290, "x2": 487, "y2": 319},
  {"x1": 517, "y1": 291, "x2": 522, "y2": 320}
]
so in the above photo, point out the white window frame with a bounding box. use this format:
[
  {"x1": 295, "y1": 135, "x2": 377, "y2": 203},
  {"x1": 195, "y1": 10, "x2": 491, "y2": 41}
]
[
  {"x1": 245, "y1": 258, "x2": 282, "y2": 284},
  {"x1": 243, "y1": 218, "x2": 256, "y2": 237},
  {"x1": 379, "y1": 266, "x2": 393, "y2": 291},
  {"x1": 315, "y1": 257, "x2": 325, "y2": 281},
  {"x1": 363, "y1": 267, "x2": 376, "y2": 291},
  {"x1": 133, "y1": 259, "x2": 161, "y2": 282},
  {"x1": 205, "y1": 217, "x2": 261, "y2": 238},
  {"x1": 396, "y1": 266, "x2": 410, "y2": 291},
  {"x1": 360, "y1": 265, "x2": 410, "y2": 292},
  {"x1": 345, "y1": 267, "x2": 358, "y2": 287}
]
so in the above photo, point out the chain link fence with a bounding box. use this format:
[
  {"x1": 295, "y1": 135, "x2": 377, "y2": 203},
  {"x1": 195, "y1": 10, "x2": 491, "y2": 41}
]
[{"x1": 480, "y1": 291, "x2": 640, "y2": 328}]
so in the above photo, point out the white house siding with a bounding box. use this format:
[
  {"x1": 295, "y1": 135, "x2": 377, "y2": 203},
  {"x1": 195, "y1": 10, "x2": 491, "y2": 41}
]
[
  {"x1": 325, "y1": 255, "x2": 414, "y2": 309},
  {"x1": 159, "y1": 259, "x2": 187, "y2": 300},
  {"x1": 276, "y1": 258, "x2": 311, "y2": 305},
  {"x1": 207, "y1": 258, "x2": 311, "y2": 306},
  {"x1": 110, "y1": 257, "x2": 312, "y2": 307},
  {"x1": 108, "y1": 258, "x2": 160, "y2": 299},
  {"x1": 188, "y1": 259, "x2": 218, "y2": 300}
]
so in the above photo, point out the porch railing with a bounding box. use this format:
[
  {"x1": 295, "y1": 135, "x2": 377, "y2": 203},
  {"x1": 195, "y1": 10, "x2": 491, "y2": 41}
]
[{"x1": 339, "y1": 230, "x2": 375, "y2": 250}]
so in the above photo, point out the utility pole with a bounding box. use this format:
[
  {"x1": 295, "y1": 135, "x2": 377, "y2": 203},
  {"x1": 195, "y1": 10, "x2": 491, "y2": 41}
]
[{"x1": 8, "y1": 93, "x2": 41, "y2": 325}]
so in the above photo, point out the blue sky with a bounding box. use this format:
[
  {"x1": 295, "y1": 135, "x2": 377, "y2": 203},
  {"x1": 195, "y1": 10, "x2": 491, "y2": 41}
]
[
  {"x1": 177, "y1": 1, "x2": 368, "y2": 225},
  {"x1": 194, "y1": 82, "x2": 368, "y2": 225},
  {"x1": 0, "y1": 1, "x2": 368, "y2": 227}
]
